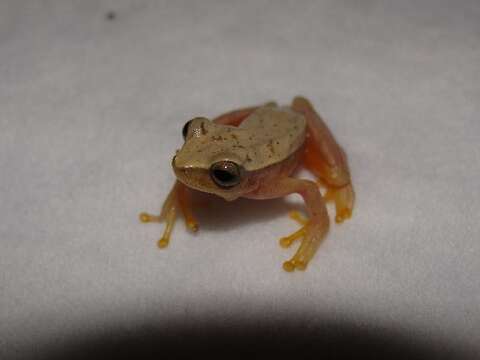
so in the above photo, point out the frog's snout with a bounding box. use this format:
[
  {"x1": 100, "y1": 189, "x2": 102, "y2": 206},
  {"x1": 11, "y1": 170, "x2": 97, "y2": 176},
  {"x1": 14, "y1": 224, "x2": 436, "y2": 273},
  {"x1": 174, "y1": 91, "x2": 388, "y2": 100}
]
[{"x1": 172, "y1": 155, "x2": 187, "y2": 180}]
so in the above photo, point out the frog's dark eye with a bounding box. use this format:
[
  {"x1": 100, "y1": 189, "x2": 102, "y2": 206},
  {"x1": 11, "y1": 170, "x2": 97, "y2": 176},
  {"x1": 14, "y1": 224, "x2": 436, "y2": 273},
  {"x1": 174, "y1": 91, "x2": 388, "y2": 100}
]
[
  {"x1": 182, "y1": 119, "x2": 193, "y2": 140},
  {"x1": 210, "y1": 161, "x2": 242, "y2": 188}
]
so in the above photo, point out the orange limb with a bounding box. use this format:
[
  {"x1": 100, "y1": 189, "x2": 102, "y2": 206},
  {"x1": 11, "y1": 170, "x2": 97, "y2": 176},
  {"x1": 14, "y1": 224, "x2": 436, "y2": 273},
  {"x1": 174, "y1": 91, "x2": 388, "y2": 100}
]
[
  {"x1": 177, "y1": 182, "x2": 199, "y2": 232},
  {"x1": 139, "y1": 181, "x2": 198, "y2": 248},
  {"x1": 292, "y1": 96, "x2": 355, "y2": 223},
  {"x1": 139, "y1": 182, "x2": 179, "y2": 248},
  {"x1": 279, "y1": 179, "x2": 329, "y2": 272},
  {"x1": 247, "y1": 176, "x2": 329, "y2": 272}
]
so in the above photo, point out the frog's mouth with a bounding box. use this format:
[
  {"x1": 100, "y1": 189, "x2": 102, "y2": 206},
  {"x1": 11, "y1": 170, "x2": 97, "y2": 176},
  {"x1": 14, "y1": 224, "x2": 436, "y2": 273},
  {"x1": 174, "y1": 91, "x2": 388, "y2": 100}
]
[{"x1": 173, "y1": 166, "x2": 209, "y2": 192}]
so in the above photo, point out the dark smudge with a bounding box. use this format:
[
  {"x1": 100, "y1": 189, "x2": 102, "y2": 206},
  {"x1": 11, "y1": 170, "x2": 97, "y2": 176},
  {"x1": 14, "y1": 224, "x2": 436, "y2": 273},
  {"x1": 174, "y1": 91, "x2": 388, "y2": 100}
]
[{"x1": 30, "y1": 317, "x2": 472, "y2": 360}]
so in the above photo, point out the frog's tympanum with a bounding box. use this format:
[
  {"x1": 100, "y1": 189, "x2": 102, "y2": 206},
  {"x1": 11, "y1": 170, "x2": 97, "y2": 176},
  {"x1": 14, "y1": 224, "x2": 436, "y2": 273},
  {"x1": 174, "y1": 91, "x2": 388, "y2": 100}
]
[{"x1": 140, "y1": 97, "x2": 355, "y2": 272}]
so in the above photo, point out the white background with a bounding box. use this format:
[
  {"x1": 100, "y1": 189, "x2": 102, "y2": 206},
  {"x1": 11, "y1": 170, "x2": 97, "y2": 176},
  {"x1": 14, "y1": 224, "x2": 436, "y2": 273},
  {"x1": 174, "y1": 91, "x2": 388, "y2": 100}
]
[{"x1": 1, "y1": 0, "x2": 479, "y2": 358}]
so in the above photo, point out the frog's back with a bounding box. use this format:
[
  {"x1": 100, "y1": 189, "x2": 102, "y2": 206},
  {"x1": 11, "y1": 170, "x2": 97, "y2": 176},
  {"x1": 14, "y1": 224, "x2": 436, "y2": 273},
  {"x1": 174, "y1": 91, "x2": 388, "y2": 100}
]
[{"x1": 239, "y1": 105, "x2": 306, "y2": 171}]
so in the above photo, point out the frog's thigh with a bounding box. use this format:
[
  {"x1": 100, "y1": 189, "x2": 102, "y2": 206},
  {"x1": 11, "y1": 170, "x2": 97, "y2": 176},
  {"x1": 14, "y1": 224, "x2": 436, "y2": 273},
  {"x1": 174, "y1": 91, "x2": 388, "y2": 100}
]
[
  {"x1": 292, "y1": 96, "x2": 355, "y2": 222},
  {"x1": 304, "y1": 135, "x2": 354, "y2": 223},
  {"x1": 254, "y1": 177, "x2": 330, "y2": 271},
  {"x1": 292, "y1": 96, "x2": 350, "y2": 185}
]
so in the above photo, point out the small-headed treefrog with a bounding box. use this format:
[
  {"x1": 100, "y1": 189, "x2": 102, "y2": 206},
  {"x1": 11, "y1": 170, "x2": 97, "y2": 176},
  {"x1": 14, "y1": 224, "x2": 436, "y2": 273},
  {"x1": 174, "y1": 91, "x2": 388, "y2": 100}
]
[{"x1": 140, "y1": 97, "x2": 354, "y2": 272}]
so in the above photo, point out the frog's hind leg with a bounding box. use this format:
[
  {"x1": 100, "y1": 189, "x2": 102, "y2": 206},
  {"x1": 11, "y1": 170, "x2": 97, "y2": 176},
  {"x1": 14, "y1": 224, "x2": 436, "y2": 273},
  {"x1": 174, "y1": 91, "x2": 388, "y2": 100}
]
[
  {"x1": 292, "y1": 96, "x2": 355, "y2": 224},
  {"x1": 139, "y1": 181, "x2": 198, "y2": 248}
]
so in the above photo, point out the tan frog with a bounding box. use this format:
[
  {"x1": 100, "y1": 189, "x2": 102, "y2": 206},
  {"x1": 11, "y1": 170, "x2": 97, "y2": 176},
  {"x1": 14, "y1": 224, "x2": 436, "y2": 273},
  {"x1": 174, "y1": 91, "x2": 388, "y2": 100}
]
[{"x1": 140, "y1": 97, "x2": 355, "y2": 272}]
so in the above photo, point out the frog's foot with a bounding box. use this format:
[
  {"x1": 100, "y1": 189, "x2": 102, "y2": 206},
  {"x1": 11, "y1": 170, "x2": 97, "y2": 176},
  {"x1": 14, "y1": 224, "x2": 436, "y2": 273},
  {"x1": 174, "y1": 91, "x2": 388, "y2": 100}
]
[
  {"x1": 139, "y1": 207, "x2": 176, "y2": 249},
  {"x1": 279, "y1": 211, "x2": 318, "y2": 272},
  {"x1": 178, "y1": 203, "x2": 199, "y2": 233},
  {"x1": 279, "y1": 211, "x2": 308, "y2": 248},
  {"x1": 139, "y1": 212, "x2": 162, "y2": 223},
  {"x1": 283, "y1": 224, "x2": 327, "y2": 272},
  {"x1": 185, "y1": 218, "x2": 199, "y2": 232},
  {"x1": 324, "y1": 184, "x2": 354, "y2": 224}
]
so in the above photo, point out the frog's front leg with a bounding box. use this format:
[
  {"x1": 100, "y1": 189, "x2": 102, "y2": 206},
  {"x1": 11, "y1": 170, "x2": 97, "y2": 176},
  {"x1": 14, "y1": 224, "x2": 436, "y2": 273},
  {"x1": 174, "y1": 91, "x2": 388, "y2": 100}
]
[
  {"x1": 247, "y1": 177, "x2": 329, "y2": 272},
  {"x1": 292, "y1": 96, "x2": 355, "y2": 223},
  {"x1": 139, "y1": 181, "x2": 198, "y2": 248}
]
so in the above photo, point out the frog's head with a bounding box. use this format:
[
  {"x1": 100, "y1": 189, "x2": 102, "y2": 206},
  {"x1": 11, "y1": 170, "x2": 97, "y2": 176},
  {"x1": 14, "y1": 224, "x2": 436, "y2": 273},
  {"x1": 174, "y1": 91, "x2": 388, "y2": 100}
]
[{"x1": 172, "y1": 117, "x2": 258, "y2": 201}]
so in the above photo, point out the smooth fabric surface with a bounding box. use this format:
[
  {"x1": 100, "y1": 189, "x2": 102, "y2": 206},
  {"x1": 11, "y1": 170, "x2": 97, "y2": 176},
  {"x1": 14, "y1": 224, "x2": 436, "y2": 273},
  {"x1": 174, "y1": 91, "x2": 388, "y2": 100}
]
[{"x1": 1, "y1": 1, "x2": 479, "y2": 358}]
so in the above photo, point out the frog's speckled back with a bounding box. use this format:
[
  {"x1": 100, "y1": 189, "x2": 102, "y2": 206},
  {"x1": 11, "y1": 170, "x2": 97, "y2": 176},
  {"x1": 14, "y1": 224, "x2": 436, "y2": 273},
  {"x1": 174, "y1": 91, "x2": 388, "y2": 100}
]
[{"x1": 239, "y1": 106, "x2": 306, "y2": 171}]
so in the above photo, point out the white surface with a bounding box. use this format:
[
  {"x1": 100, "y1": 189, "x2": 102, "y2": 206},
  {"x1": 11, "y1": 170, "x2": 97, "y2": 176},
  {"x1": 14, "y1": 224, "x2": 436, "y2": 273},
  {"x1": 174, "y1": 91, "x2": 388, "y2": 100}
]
[{"x1": 1, "y1": 0, "x2": 479, "y2": 357}]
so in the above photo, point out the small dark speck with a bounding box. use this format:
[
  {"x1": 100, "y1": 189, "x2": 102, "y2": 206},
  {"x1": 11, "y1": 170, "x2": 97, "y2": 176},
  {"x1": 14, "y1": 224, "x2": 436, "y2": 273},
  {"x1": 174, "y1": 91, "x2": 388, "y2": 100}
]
[{"x1": 105, "y1": 11, "x2": 116, "y2": 21}]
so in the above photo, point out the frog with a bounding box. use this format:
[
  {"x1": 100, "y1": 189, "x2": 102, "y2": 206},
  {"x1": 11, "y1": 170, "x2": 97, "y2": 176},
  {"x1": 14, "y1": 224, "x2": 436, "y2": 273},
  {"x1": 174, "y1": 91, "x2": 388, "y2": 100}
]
[{"x1": 140, "y1": 96, "x2": 355, "y2": 272}]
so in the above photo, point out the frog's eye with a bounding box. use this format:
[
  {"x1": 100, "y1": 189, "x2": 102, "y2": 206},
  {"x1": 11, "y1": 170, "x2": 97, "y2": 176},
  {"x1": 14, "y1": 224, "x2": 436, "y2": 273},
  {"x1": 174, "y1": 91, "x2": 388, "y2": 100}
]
[
  {"x1": 182, "y1": 119, "x2": 193, "y2": 140},
  {"x1": 210, "y1": 161, "x2": 242, "y2": 188},
  {"x1": 182, "y1": 117, "x2": 209, "y2": 140}
]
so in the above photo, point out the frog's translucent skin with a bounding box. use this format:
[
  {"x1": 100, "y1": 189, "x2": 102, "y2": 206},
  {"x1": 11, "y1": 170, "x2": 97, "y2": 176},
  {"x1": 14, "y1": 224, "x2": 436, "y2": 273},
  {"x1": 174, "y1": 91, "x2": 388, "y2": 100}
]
[{"x1": 140, "y1": 97, "x2": 355, "y2": 272}]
